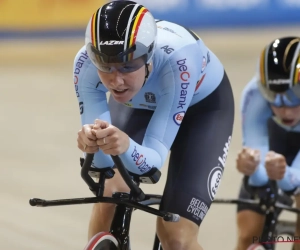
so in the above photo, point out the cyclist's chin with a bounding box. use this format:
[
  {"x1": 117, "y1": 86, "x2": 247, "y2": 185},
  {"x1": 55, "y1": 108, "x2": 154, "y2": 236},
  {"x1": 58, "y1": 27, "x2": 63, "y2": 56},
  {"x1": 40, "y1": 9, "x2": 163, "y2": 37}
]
[{"x1": 111, "y1": 90, "x2": 134, "y2": 103}]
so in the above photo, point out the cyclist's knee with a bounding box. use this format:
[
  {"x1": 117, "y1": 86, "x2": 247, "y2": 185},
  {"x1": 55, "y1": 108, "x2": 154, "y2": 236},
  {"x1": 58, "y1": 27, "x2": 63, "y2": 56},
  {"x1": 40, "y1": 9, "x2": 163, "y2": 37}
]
[
  {"x1": 101, "y1": 169, "x2": 130, "y2": 197},
  {"x1": 237, "y1": 210, "x2": 265, "y2": 247},
  {"x1": 156, "y1": 217, "x2": 199, "y2": 250}
]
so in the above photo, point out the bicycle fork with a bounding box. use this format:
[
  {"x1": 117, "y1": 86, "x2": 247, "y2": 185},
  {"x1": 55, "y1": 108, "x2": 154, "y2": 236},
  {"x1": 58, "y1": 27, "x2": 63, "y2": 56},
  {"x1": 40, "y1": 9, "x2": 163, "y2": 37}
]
[{"x1": 110, "y1": 203, "x2": 133, "y2": 250}]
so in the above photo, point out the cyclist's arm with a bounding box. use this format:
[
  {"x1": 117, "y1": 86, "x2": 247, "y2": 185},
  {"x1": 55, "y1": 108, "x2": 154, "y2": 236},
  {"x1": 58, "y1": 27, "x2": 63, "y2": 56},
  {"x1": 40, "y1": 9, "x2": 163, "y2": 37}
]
[
  {"x1": 241, "y1": 76, "x2": 273, "y2": 186},
  {"x1": 119, "y1": 44, "x2": 202, "y2": 174},
  {"x1": 278, "y1": 150, "x2": 300, "y2": 191},
  {"x1": 73, "y1": 46, "x2": 114, "y2": 168}
]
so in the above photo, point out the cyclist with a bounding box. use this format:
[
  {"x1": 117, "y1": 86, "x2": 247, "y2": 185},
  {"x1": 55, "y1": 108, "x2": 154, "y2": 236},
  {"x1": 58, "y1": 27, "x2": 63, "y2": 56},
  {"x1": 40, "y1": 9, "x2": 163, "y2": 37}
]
[
  {"x1": 74, "y1": 1, "x2": 234, "y2": 249},
  {"x1": 236, "y1": 36, "x2": 300, "y2": 250}
]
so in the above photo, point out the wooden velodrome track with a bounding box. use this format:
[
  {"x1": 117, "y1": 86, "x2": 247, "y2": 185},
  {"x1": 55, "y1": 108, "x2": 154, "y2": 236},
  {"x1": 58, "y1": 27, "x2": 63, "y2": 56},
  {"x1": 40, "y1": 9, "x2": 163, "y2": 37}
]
[{"x1": 0, "y1": 26, "x2": 299, "y2": 249}]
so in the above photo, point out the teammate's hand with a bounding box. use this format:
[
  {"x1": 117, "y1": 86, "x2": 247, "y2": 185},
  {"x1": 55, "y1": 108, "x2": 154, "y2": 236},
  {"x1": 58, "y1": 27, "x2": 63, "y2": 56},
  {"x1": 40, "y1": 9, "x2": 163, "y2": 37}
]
[
  {"x1": 77, "y1": 124, "x2": 99, "y2": 153},
  {"x1": 92, "y1": 119, "x2": 130, "y2": 156},
  {"x1": 236, "y1": 147, "x2": 260, "y2": 175},
  {"x1": 265, "y1": 151, "x2": 286, "y2": 180}
]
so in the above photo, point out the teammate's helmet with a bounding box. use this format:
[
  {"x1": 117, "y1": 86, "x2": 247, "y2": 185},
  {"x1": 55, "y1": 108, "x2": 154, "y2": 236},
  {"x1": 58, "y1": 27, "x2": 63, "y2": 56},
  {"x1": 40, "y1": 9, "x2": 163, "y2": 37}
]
[
  {"x1": 258, "y1": 36, "x2": 300, "y2": 107},
  {"x1": 85, "y1": 0, "x2": 157, "y2": 72}
]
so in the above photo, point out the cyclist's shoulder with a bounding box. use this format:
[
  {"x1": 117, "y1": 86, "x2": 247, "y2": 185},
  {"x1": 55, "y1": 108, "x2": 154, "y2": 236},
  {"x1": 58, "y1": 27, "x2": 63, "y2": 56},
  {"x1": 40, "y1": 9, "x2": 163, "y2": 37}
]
[
  {"x1": 242, "y1": 74, "x2": 262, "y2": 97},
  {"x1": 73, "y1": 45, "x2": 99, "y2": 84},
  {"x1": 241, "y1": 74, "x2": 270, "y2": 115},
  {"x1": 154, "y1": 20, "x2": 205, "y2": 57}
]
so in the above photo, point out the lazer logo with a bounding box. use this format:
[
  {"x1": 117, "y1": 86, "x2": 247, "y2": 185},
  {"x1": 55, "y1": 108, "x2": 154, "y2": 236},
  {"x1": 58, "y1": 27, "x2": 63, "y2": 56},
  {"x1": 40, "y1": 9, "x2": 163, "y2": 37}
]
[
  {"x1": 268, "y1": 79, "x2": 290, "y2": 84},
  {"x1": 99, "y1": 40, "x2": 124, "y2": 45}
]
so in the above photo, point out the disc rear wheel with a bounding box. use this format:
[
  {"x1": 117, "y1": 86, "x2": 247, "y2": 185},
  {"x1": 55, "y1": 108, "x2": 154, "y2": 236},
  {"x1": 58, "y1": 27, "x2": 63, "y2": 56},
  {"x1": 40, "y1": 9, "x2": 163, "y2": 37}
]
[{"x1": 84, "y1": 232, "x2": 120, "y2": 250}]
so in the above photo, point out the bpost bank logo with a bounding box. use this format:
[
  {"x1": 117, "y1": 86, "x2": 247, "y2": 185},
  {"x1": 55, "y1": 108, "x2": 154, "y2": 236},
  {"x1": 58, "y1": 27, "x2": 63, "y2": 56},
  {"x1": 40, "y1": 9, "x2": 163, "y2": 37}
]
[
  {"x1": 177, "y1": 58, "x2": 190, "y2": 109},
  {"x1": 131, "y1": 146, "x2": 153, "y2": 173},
  {"x1": 74, "y1": 50, "x2": 88, "y2": 97},
  {"x1": 173, "y1": 111, "x2": 185, "y2": 125}
]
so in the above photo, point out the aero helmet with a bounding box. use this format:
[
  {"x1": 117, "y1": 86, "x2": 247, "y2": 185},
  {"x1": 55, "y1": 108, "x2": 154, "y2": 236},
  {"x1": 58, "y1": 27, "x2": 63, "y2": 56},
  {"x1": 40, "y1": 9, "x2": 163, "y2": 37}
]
[
  {"x1": 258, "y1": 36, "x2": 300, "y2": 107},
  {"x1": 85, "y1": 0, "x2": 157, "y2": 72}
]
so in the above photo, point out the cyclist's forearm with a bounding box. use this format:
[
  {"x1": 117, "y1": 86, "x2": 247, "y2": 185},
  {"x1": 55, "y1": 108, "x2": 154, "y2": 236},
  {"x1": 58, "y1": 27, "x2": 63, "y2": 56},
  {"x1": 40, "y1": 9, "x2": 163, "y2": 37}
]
[
  {"x1": 278, "y1": 167, "x2": 300, "y2": 191},
  {"x1": 248, "y1": 163, "x2": 269, "y2": 186},
  {"x1": 119, "y1": 138, "x2": 167, "y2": 175}
]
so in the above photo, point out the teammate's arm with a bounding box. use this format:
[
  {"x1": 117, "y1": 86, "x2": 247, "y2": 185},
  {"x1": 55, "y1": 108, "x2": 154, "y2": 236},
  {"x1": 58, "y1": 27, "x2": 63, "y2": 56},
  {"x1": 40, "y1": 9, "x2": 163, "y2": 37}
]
[
  {"x1": 239, "y1": 77, "x2": 273, "y2": 186},
  {"x1": 277, "y1": 150, "x2": 300, "y2": 191}
]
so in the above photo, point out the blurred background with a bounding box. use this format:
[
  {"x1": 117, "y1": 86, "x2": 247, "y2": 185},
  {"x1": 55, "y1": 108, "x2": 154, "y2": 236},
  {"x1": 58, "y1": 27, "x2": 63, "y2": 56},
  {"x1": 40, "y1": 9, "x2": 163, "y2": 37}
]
[{"x1": 1, "y1": 0, "x2": 300, "y2": 249}]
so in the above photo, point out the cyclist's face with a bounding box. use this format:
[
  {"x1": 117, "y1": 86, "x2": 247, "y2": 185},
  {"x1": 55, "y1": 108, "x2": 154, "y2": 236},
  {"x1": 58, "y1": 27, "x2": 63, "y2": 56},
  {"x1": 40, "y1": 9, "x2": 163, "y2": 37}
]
[
  {"x1": 97, "y1": 63, "x2": 146, "y2": 103},
  {"x1": 271, "y1": 105, "x2": 300, "y2": 126}
]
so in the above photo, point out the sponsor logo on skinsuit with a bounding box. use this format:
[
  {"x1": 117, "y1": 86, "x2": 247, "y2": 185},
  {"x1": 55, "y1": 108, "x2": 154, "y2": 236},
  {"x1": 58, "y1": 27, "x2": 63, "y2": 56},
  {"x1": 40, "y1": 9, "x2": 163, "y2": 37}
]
[
  {"x1": 131, "y1": 146, "x2": 153, "y2": 173},
  {"x1": 201, "y1": 56, "x2": 207, "y2": 73},
  {"x1": 207, "y1": 136, "x2": 232, "y2": 201},
  {"x1": 161, "y1": 45, "x2": 174, "y2": 54},
  {"x1": 123, "y1": 102, "x2": 133, "y2": 107},
  {"x1": 177, "y1": 58, "x2": 190, "y2": 109},
  {"x1": 144, "y1": 92, "x2": 156, "y2": 103},
  {"x1": 218, "y1": 136, "x2": 231, "y2": 168},
  {"x1": 74, "y1": 50, "x2": 88, "y2": 97},
  {"x1": 157, "y1": 25, "x2": 182, "y2": 37},
  {"x1": 79, "y1": 102, "x2": 84, "y2": 115},
  {"x1": 187, "y1": 198, "x2": 208, "y2": 221},
  {"x1": 207, "y1": 166, "x2": 223, "y2": 201},
  {"x1": 139, "y1": 104, "x2": 156, "y2": 110},
  {"x1": 173, "y1": 111, "x2": 185, "y2": 125}
]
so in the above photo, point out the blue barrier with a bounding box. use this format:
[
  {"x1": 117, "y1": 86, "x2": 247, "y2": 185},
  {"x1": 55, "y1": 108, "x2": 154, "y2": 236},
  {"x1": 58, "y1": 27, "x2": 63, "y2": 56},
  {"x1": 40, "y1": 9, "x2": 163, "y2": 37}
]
[
  {"x1": 1, "y1": 0, "x2": 299, "y2": 39},
  {"x1": 136, "y1": 0, "x2": 300, "y2": 28}
]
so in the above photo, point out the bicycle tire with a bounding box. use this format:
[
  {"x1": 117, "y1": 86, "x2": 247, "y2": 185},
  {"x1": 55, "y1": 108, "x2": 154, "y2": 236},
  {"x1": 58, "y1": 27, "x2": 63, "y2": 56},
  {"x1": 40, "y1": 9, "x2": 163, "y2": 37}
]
[
  {"x1": 83, "y1": 232, "x2": 120, "y2": 250},
  {"x1": 247, "y1": 244, "x2": 266, "y2": 250}
]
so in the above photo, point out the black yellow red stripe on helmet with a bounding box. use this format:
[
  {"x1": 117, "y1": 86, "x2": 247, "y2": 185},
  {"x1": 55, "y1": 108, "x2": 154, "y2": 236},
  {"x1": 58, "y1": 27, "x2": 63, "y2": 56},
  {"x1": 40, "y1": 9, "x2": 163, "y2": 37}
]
[
  {"x1": 293, "y1": 54, "x2": 300, "y2": 85},
  {"x1": 259, "y1": 47, "x2": 266, "y2": 85},
  {"x1": 126, "y1": 6, "x2": 148, "y2": 61},
  {"x1": 90, "y1": 8, "x2": 101, "y2": 48}
]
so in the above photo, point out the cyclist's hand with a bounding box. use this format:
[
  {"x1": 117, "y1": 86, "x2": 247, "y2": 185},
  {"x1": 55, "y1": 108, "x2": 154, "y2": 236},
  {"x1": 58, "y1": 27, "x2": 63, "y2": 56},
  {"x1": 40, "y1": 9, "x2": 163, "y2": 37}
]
[
  {"x1": 236, "y1": 147, "x2": 260, "y2": 175},
  {"x1": 265, "y1": 151, "x2": 286, "y2": 180},
  {"x1": 92, "y1": 119, "x2": 130, "y2": 156},
  {"x1": 77, "y1": 124, "x2": 99, "y2": 153}
]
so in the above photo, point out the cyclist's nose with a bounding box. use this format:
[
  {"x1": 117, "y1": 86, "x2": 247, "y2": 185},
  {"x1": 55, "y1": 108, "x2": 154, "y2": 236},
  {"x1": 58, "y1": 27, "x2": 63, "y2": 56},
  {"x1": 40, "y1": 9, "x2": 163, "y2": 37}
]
[
  {"x1": 282, "y1": 107, "x2": 294, "y2": 117},
  {"x1": 110, "y1": 71, "x2": 125, "y2": 87}
]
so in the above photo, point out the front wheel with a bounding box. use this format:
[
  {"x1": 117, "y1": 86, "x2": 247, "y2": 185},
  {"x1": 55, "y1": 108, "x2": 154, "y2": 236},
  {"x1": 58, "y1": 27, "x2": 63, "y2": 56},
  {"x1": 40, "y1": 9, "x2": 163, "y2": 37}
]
[
  {"x1": 247, "y1": 244, "x2": 266, "y2": 250},
  {"x1": 83, "y1": 232, "x2": 120, "y2": 250}
]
